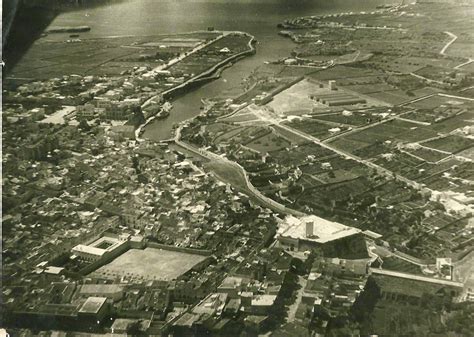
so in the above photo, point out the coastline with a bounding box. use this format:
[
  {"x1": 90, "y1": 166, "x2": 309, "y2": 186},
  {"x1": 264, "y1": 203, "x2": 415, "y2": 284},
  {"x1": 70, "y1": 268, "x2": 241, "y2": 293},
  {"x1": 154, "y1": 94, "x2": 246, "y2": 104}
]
[{"x1": 135, "y1": 30, "x2": 257, "y2": 141}]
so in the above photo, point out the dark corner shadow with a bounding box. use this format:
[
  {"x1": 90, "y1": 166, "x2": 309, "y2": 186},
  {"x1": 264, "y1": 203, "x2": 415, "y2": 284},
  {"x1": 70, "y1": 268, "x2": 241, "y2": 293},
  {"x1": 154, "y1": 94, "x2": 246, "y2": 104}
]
[{"x1": 2, "y1": 0, "x2": 129, "y2": 76}]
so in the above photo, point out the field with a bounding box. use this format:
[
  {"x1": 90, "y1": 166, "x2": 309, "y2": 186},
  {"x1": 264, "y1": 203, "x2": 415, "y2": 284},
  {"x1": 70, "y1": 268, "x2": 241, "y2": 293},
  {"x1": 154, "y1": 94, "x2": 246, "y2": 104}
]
[
  {"x1": 368, "y1": 91, "x2": 413, "y2": 105},
  {"x1": 405, "y1": 147, "x2": 450, "y2": 163},
  {"x1": 204, "y1": 160, "x2": 249, "y2": 191},
  {"x1": 454, "y1": 252, "x2": 474, "y2": 293},
  {"x1": 272, "y1": 125, "x2": 307, "y2": 144},
  {"x1": 374, "y1": 152, "x2": 425, "y2": 179},
  {"x1": 266, "y1": 79, "x2": 319, "y2": 115},
  {"x1": 330, "y1": 136, "x2": 371, "y2": 153},
  {"x1": 423, "y1": 135, "x2": 473, "y2": 154},
  {"x1": 457, "y1": 147, "x2": 474, "y2": 160},
  {"x1": 312, "y1": 112, "x2": 373, "y2": 126},
  {"x1": 245, "y1": 131, "x2": 291, "y2": 153},
  {"x1": 9, "y1": 32, "x2": 218, "y2": 79},
  {"x1": 212, "y1": 125, "x2": 247, "y2": 143},
  {"x1": 91, "y1": 248, "x2": 207, "y2": 281},
  {"x1": 222, "y1": 111, "x2": 260, "y2": 124},
  {"x1": 329, "y1": 118, "x2": 445, "y2": 156},
  {"x1": 407, "y1": 95, "x2": 470, "y2": 110},
  {"x1": 285, "y1": 118, "x2": 348, "y2": 140},
  {"x1": 308, "y1": 65, "x2": 382, "y2": 81}
]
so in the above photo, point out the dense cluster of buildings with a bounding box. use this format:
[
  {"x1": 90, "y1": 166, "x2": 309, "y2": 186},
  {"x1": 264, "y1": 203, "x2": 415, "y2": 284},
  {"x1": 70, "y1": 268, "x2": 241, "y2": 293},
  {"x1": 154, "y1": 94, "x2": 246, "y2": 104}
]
[{"x1": 2, "y1": 1, "x2": 473, "y2": 335}]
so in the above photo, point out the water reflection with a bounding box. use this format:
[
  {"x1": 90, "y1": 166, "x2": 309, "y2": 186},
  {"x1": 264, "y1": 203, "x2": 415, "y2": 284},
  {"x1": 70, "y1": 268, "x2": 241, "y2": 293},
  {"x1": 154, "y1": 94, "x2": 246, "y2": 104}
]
[{"x1": 13, "y1": 0, "x2": 390, "y2": 140}]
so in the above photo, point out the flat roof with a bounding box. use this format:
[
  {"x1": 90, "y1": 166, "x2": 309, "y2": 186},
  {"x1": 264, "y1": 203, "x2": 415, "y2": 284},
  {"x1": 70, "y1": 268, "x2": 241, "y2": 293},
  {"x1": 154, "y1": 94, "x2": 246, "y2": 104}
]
[
  {"x1": 363, "y1": 230, "x2": 383, "y2": 239},
  {"x1": 80, "y1": 284, "x2": 123, "y2": 294},
  {"x1": 72, "y1": 244, "x2": 106, "y2": 257},
  {"x1": 112, "y1": 318, "x2": 139, "y2": 330},
  {"x1": 72, "y1": 235, "x2": 126, "y2": 257},
  {"x1": 277, "y1": 215, "x2": 361, "y2": 244},
  {"x1": 251, "y1": 295, "x2": 277, "y2": 307},
  {"x1": 79, "y1": 296, "x2": 108, "y2": 314},
  {"x1": 219, "y1": 276, "x2": 244, "y2": 289},
  {"x1": 174, "y1": 312, "x2": 201, "y2": 327},
  {"x1": 45, "y1": 266, "x2": 64, "y2": 275},
  {"x1": 91, "y1": 236, "x2": 124, "y2": 251},
  {"x1": 370, "y1": 268, "x2": 464, "y2": 288}
]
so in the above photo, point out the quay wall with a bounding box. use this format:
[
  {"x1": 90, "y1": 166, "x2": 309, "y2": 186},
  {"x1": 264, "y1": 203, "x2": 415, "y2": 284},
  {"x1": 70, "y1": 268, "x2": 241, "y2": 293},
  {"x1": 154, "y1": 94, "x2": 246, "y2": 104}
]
[
  {"x1": 163, "y1": 37, "x2": 256, "y2": 101},
  {"x1": 137, "y1": 33, "x2": 256, "y2": 139}
]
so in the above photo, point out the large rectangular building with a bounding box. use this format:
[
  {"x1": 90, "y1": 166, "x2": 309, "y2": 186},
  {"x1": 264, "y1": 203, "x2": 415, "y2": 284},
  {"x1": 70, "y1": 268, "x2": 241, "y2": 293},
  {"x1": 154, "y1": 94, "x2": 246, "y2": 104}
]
[
  {"x1": 277, "y1": 215, "x2": 367, "y2": 259},
  {"x1": 72, "y1": 234, "x2": 130, "y2": 262},
  {"x1": 78, "y1": 296, "x2": 110, "y2": 323}
]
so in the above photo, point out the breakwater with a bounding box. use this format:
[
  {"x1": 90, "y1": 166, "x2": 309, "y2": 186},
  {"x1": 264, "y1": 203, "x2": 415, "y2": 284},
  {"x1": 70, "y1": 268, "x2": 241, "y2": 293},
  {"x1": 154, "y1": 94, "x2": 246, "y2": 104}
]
[{"x1": 45, "y1": 25, "x2": 90, "y2": 33}]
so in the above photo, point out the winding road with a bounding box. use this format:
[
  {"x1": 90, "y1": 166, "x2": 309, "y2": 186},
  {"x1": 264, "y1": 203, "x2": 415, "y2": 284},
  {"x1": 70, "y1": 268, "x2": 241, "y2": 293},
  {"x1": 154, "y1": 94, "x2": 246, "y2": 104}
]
[
  {"x1": 174, "y1": 125, "x2": 305, "y2": 216},
  {"x1": 440, "y1": 31, "x2": 457, "y2": 56}
]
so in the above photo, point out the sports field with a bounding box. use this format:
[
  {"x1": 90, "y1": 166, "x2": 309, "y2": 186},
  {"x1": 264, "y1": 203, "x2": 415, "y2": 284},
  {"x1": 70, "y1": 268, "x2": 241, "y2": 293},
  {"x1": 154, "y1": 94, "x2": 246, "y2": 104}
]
[{"x1": 90, "y1": 248, "x2": 207, "y2": 281}]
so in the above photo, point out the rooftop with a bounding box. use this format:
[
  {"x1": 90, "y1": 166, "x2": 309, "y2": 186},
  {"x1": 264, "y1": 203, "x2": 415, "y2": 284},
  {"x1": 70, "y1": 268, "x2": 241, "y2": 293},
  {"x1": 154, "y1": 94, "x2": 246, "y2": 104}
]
[
  {"x1": 251, "y1": 294, "x2": 277, "y2": 307},
  {"x1": 72, "y1": 235, "x2": 127, "y2": 257},
  {"x1": 219, "y1": 276, "x2": 245, "y2": 289},
  {"x1": 111, "y1": 318, "x2": 141, "y2": 331},
  {"x1": 44, "y1": 266, "x2": 64, "y2": 275},
  {"x1": 72, "y1": 244, "x2": 106, "y2": 257},
  {"x1": 362, "y1": 230, "x2": 383, "y2": 240},
  {"x1": 80, "y1": 284, "x2": 124, "y2": 295},
  {"x1": 78, "y1": 296, "x2": 108, "y2": 314},
  {"x1": 277, "y1": 215, "x2": 361, "y2": 244},
  {"x1": 174, "y1": 312, "x2": 202, "y2": 327},
  {"x1": 370, "y1": 268, "x2": 464, "y2": 288}
]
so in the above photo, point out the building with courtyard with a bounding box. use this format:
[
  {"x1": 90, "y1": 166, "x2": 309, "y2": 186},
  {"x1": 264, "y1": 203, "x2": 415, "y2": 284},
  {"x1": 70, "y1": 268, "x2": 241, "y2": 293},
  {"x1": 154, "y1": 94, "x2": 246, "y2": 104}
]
[{"x1": 72, "y1": 233, "x2": 131, "y2": 262}]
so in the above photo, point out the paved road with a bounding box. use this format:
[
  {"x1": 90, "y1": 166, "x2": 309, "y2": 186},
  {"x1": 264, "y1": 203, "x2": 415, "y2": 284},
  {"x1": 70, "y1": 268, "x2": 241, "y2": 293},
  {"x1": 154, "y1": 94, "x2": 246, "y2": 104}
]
[
  {"x1": 247, "y1": 102, "x2": 422, "y2": 188},
  {"x1": 286, "y1": 275, "x2": 307, "y2": 323},
  {"x1": 275, "y1": 122, "x2": 421, "y2": 188},
  {"x1": 455, "y1": 58, "x2": 474, "y2": 69},
  {"x1": 410, "y1": 72, "x2": 444, "y2": 85},
  {"x1": 440, "y1": 31, "x2": 458, "y2": 56},
  {"x1": 439, "y1": 93, "x2": 474, "y2": 102},
  {"x1": 174, "y1": 126, "x2": 305, "y2": 216},
  {"x1": 323, "y1": 117, "x2": 395, "y2": 143}
]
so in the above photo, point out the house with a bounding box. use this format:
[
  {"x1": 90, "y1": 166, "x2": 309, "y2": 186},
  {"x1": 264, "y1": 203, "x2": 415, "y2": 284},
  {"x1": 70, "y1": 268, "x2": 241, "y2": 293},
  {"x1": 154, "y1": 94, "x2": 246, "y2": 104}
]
[
  {"x1": 79, "y1": 284, "x2": 124, "y2": 301},
  {"x1": 249, "y1": 295, "x2": 277, "y2": 315},
  {"x1": 110, "y1": 125, "x2": 136, "y2": 140},
  {"x1": 78, "y1": 297, "x2": 110, "y2": 323}
]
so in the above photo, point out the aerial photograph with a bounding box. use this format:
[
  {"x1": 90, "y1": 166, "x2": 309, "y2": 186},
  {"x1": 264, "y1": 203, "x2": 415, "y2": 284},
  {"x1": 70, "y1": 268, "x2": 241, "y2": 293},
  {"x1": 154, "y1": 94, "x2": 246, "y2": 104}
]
[{"x1": 1, "y1": 0, "x2": 473, "y2": 336}]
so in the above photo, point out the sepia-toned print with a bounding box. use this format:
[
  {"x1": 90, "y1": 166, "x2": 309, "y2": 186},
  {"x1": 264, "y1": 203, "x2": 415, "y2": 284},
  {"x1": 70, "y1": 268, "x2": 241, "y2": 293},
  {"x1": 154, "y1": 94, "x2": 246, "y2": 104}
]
[{"x1": 2, "y1": 1, "x2": 473, "y2": 336}]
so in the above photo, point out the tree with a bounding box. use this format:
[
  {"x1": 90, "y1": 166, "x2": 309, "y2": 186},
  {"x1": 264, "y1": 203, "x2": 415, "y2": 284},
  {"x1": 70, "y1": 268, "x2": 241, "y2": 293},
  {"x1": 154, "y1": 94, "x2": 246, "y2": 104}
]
[
  {"x1": 132, "y1": 156, "x2": 140, "y2": 171},
  {"x1": 78, "y1": 118, "x2": 91, "y2": 132},
  {"x1": 126, "y1": 320, "x2": 142, "y2": 335}
]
